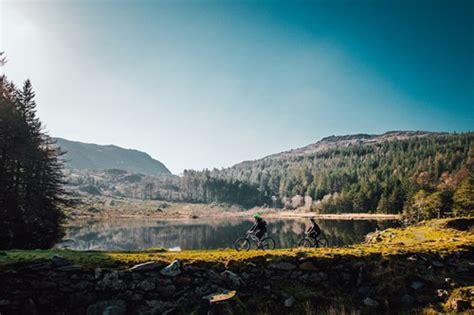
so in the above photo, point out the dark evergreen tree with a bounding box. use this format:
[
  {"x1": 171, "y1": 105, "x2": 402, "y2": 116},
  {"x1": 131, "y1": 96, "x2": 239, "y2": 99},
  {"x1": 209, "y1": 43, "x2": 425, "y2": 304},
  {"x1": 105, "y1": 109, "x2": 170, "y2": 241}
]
[{"x1": 0, "y1": 56, "x2": 65, "y2": 249}]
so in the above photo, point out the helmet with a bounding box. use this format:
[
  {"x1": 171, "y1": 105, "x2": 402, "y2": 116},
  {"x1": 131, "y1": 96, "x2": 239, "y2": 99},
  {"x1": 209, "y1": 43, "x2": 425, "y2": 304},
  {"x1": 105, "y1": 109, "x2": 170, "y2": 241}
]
[{"x1": 253, "y1": 213, "x2": 262, "y2": 220}]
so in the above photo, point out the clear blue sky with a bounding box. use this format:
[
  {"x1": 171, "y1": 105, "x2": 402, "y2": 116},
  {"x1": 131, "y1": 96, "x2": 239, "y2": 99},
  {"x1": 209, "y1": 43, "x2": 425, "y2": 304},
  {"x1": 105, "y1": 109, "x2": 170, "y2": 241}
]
[{"x1": 1, "y1": 0, "x2": 473, "y2": 174}]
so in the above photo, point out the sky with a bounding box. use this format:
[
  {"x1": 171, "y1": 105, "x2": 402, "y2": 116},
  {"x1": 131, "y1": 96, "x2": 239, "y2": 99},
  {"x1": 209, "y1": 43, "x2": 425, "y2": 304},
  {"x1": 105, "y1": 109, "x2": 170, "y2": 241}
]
[{"x1": 1, "y1": 0, "x2": 473, "y2": 174}]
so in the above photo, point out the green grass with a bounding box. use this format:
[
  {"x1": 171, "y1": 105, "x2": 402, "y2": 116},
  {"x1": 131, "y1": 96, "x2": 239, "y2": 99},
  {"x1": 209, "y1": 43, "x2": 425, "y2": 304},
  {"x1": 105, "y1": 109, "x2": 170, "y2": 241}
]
[{"x1": 1, "y1": 218, "x2": 472, "y2": 269}]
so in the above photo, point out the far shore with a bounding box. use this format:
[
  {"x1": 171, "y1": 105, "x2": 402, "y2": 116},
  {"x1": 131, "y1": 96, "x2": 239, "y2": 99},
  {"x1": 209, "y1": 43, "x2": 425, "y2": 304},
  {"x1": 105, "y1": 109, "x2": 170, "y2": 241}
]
[{"x1": 65, "y1": 199, "x2": 400, "y2": 221}]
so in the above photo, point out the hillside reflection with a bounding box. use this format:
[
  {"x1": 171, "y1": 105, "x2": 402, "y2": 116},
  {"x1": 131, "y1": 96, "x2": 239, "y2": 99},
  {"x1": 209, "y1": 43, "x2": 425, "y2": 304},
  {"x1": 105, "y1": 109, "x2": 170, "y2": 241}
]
[{"x1": 59, "y1": 218, "x2": 399, "y2": 250}]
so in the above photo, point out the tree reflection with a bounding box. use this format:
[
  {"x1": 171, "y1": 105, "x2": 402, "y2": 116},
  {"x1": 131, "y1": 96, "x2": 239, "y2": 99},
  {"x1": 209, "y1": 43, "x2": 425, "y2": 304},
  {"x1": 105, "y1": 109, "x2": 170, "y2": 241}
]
[{"x1": 59, "y1": 218, "x2": 399, "y2": 250}]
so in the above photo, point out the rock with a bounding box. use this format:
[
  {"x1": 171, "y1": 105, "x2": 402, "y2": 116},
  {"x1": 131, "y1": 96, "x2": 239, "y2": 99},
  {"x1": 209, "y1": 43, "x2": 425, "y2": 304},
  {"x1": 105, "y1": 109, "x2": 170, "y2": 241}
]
[
  {"x1": 299, "y1": 261, "x2": 319, "y2": 271},
  {"x1": 436, "y1": 289, "x2": 449, "y2": 300},
  {"x1": 456, "y1": 266, "x2": 468, "y2": 273},
  {"x1": 225, "y1": 259, "x2": 241, "y2": 272},
  {"x1": 157, "y1": 284, "x2": 176, "y2": 297},
  {"x1": 431, "y1": 260, "x2": 444, "y2": 268},
  {"x1": 57, "y1": 264, "x2": 83, "y2": 272},
  {"x1": 309, "y1": 272, "x2": 328, "y2": 283},
  {"x1": 129, "y1": 261, "x2": 163, "y2": 272},
  {"x1": 137, "y1": 279, "x2": 155, "y2": 291},
  {"x1": 160, "y1": 260, "x2": 181, "y2": 277},
  {"x1": 401, "y1": 294, "x2": 414, "y2": 306},
  {"x1": 290, "y1": 271, "x2": 302, "y2": 279},
  {"x1": 340, "y1": 272, "x2": 351, "y2": 281},
  {"x1": 445, "y1": 277, "x2": 456, "y2": 287},
  {"x1": 36, "y1": 281, "x2": 56, "y2": 289},
  {"x1": 86, "y1": 300, "x2": 126, "y2": 315},
  {"x1": 284, "y1": 296, "x2": 295, "y2": 307},
  {"x1": 202, "y1": 290, "x2": 237, "y2": 304},
  {"x1": 411, "y1": 281, "x2": 424, "y2": 290},
  {"x1": 241, "y1": 272, "x2": 251, "y2": 280},
  {"x1": 207, "y1": 269, "x2": 223, "y2": 283},
  {"x1": 51, "y1": 255, "x2": 71, "y2": 267},
  {"x1": 268, "y1": 262, "x2": 296, "y2": 271},
  {"x1": 221, "y1": 270, "x2": 244, "y2": 288},
  {"x1": 174, "y1": 275, "x2": 193, "y2": 285},
  {"x1": 98, "y1": 271, "x2": 127, "y2": 291},
  {"x1": 363, "y1": 297, "x2": 379, "y2": 307},
  {"x1": 95, "y1": 268, "x2": 103, "y2": 279},
  {"x1": 452, "y1": 299, "x2": 470, "y2": 312}
]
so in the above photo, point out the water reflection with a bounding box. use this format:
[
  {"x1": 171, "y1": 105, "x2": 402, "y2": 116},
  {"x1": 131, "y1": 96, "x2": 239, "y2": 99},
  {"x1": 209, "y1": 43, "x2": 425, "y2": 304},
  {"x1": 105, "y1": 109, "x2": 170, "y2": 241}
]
[{"x1": 58, "y1": 218, "x2": 398, "y2": 251}]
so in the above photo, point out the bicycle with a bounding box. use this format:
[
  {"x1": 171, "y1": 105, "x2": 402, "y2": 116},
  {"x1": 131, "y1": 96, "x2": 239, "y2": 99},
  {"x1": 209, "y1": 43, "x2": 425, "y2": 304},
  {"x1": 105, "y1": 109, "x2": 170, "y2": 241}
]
[
  {"x1": 297, "y1": 232, "x2": 329, "y2": 248},
  {"x1": 234, "y1": 231, "x2": 276, "y2": 251}
]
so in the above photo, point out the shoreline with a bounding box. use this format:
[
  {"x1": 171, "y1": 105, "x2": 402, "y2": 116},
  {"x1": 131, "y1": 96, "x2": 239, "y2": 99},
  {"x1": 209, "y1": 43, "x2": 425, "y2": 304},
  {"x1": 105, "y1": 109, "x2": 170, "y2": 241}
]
[
  {"x1": 66, "y1": 209, "x2": 400, "y2": 222},
  {"x1": 64, "y1": 199, "x2": 401, "y2": 222}
]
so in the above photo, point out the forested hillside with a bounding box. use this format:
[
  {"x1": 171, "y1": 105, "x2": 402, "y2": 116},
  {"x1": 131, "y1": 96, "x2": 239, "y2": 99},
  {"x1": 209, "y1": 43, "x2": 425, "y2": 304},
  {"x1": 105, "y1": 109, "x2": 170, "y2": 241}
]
[
  {"x1": 63, "y1": 131, "x2": 473, "y2": 218},
  {"x1": 180, "y1": 132, "x2": 473, "y2": 217}
]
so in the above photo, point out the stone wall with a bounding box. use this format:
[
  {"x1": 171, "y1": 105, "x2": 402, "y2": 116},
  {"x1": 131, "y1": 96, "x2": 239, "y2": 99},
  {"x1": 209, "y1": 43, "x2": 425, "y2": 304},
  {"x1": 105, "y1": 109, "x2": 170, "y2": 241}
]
[{"x1": 0, "y1": 250, "x2": 472, "y2": 314}]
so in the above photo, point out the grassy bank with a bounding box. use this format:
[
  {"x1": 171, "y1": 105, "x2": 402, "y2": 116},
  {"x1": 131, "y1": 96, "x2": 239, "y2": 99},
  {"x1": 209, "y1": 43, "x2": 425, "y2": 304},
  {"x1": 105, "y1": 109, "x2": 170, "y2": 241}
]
[
  {"x1": 0, "y1": 218, "x2": 473, "y2": 314},
  {"x1": 1, "y1": 218, "x2": 472, "y2": 268}
]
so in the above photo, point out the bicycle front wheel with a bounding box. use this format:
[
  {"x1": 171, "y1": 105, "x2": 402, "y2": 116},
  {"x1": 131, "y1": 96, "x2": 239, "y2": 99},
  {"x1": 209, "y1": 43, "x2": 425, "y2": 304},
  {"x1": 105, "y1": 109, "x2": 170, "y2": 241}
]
[
  {"x1": 234, "y1": 237, "x2": 251, "y2": 251},
  {"x1": 298, "y1": 238, "x2": 313, "y2": 248},
  {"x1": 260, "y1": 237, "x2": 275, "y2": 250}
]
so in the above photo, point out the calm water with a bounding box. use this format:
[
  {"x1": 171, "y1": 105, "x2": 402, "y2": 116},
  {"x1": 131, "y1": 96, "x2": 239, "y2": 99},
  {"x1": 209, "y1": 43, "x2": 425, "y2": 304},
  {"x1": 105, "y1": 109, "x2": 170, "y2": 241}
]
[{"x1": 57, "y1": 217, "x2": 399, "y2": 251}]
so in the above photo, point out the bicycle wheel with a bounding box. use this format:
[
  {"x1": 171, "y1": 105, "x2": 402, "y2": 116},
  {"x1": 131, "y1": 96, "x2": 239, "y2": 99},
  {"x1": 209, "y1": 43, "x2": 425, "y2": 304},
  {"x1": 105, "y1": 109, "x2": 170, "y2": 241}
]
[
  {"x1": 316, "y1": 236, "x2": 328, "y2": 248},
  {"x1": 234, "y1": 238, "x2": 251, "y2": 251},
  {"x1": 298, "y1": 238, "x2": 313, "y2": 248},
  {"x1": 260, "y1": 237, "x2": 276, "y2": 250}
]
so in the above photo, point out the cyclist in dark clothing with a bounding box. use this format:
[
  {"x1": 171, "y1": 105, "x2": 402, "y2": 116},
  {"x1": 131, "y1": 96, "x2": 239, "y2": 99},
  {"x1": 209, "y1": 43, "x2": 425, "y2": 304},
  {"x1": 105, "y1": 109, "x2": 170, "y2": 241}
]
[
  {"x1": 249, "y1": 214, "x2": 267, "y2": 240},
  {"x1": 307, "y1": 217, "x2": 321, "y2": 241}
]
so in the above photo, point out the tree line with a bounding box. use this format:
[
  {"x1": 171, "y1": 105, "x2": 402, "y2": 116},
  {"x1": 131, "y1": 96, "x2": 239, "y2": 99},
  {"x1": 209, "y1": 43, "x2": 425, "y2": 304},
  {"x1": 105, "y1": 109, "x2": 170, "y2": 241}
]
[
  {"x1": 179, "y1": 133, "x2": 473, "y2": 219},
  {"x1": 0, "y1": 53, "x2": 65, "y2": 249}
]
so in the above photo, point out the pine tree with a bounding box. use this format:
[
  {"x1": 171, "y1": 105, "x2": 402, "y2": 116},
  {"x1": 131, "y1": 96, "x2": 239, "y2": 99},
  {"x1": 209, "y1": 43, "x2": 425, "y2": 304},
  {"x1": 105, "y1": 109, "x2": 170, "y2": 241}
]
[{"x1": 0, "y1": 59, "x2": 65, "y2": 249}]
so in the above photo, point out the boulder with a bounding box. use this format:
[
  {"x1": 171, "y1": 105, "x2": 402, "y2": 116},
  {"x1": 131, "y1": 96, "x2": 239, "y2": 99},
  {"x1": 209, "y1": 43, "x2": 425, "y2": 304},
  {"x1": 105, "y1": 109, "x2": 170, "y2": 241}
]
[
  {"x1": 98, "y1": 271, "x2": 127, "y2": 291},
  {"x1": 202, "y1": 290, "x2": 237, "y2": 304},
  {"x1": 160, "y1": 260, "x2": 181, "y2": 277},
  {"x1": 156, "y1": 284, "x2": 176, "y2": 297},
  {"x1": 299, "y1": 261, "x2": 319, "y2": 271},
  {"x1": 51, "y1": 255, "x2": 71, "y2": 267},
  {"x1": 268, "y1": 262, "x2": 296, "y2": 271},
  {"x1": 284, "y1": 296, "x2": 296, "y2": 307},
  {"x1": 363, "y1": 297, "x2": 379, "y2": 307},
  {"x1": 136, "y1": 279, "x2": 155, "y2": 291},
  {"x1": 431, "y1": 260, "x2": 444, "y2": 268},
  {"x1": 410, "y1": 281, "x2": 423, "y2": 290},
  {"x1": 57, "y1": 264, "x2": 83, "y2": 272},
  {"x1": 309, "y1": 272, "x2": 328, "y2": 283},
  {"x1": 436, "y1": 289, "x2": 449, "y2": 300},
  {"x1": 129, "y1": 261, "x2": 163, "y2": 272},
  {"x1": 221, "y1": 270, "x2": 244, "y2": 288}
]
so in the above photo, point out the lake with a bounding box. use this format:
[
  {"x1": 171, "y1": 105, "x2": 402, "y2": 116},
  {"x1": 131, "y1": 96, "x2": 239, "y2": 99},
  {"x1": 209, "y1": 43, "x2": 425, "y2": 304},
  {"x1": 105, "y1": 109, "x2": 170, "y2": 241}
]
[{"x1": 57, "y1": 217, "x2": 399, "y2": 251}]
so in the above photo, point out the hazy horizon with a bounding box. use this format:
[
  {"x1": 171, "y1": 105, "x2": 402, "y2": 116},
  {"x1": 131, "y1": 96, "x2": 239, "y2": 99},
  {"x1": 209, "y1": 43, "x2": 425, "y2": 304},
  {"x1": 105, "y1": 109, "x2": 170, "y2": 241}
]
[{"x1": 2, "y1": 0, "x2": 473, "y2": 173}]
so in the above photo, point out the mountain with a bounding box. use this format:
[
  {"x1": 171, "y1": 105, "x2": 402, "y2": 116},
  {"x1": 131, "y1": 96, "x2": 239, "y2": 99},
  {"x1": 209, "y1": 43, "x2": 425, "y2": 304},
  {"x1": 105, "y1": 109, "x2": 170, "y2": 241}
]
[
  {"x1": 179, "y1": 131, "x2": 473, "y2": 215},
  {"x1": 54, "y1": 138, "x2": 172, "y2": 176},
  {"x1": 250, "y1": 130, "x2": 446, "y2": 162}
]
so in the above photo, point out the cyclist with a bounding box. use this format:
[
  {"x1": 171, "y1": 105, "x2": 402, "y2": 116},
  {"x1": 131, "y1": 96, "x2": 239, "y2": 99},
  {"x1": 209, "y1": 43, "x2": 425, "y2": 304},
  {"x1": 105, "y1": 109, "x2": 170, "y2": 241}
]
[
  {"x1": 249, "y1": 213, "x2": 267, "y2": 242},
  {"x1": 307, "y1": 217, "x2": 321, "y2": 241}
]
